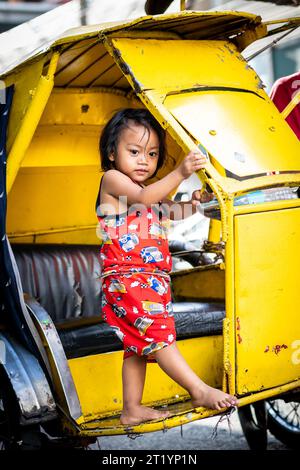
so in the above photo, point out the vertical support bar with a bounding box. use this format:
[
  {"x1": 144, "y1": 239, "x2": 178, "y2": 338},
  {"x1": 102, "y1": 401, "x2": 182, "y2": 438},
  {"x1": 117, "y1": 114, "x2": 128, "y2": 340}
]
[
  {"x1": 7, "y1": 51, "x2": 59, "y2": 194},
  {"x1": 208, "y1": 219, "x2": 221, "y2": 243},
  {"x1": 224, "y1": 196, "x2": 236, "y2": 395}
]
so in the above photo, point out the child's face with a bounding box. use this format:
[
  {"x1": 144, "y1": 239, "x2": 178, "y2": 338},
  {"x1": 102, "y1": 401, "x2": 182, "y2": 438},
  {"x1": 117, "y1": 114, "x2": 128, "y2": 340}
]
[{"x1": 109, "y1": 121, "x2": 160, "y2": 183}]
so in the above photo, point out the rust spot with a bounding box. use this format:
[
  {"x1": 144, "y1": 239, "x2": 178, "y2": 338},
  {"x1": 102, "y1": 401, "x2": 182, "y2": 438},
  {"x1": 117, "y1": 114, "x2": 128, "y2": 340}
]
[
  {"x1": 42, "y1": 319, "x2": 52, "y2": 330},
  {"x1": 112, "y1": 46, "x2": 142, "y2": 94},
  {"x1": 123, "y1": 426, "x2": 134, "y2": 432},
  {"x1": 256, "y1": 77, "x2": 264, "y2": 89},
  {"x1": 236, "y1": 317, "x2": 241, "y2": 330},
  {"x1": 182, "y1": 86, "x2": 199, "y2": 94},
  {"x1": 81, "y1": 104, "x2": 89, "y2": 113},
  {"x1": 237, "y1": 334, "x2": 242, "y2": 344},
  {"x1": 272, "y1": 344, "x2": 288, "y2": 355},
  {"x1": 224, "y1": 44, "x2": 234, "y2": 55},
  {"x1": 264, "y1": 346, "x2": 269, "y2": 353}
]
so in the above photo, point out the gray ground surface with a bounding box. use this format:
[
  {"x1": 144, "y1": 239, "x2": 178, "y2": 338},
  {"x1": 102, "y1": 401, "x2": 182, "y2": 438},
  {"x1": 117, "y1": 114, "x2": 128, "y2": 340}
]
[{"x1": 93, "y1": 412, "x2": 288, "y2": 450}]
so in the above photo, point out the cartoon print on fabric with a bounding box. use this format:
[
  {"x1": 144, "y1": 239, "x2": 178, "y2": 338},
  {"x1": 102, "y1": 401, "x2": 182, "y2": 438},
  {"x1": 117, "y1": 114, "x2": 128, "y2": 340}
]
[
  {"x1": 140, "y1": 246, "x2": 164, "y2": 264},
  {"x1": 97, "y1": 196, "x2": 176, "y2": 362},
  {"x1": 119, "y1": 233, "x2": 139, "y2": 252}
]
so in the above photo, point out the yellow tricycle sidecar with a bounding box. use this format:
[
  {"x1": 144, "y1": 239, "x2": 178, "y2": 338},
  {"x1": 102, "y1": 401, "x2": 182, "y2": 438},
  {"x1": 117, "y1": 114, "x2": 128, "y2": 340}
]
[{"x1": 0, "y1": 8, "x2": 300, "y2": 450}]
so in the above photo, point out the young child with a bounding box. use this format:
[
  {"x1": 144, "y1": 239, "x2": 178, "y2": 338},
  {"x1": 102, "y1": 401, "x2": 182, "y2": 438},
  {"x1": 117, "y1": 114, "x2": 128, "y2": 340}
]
[{"x1": 96, "y1": 108, "x2": 238, "y2": 425}]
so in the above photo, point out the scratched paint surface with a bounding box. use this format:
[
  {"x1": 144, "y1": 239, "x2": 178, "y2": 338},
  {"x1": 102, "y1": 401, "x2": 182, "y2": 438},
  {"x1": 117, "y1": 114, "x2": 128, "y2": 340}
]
[
  {"x1": 110, "y1": 38, "x2": 263, "y2": 94},
  {"x1": 165, "y1": 91, "x2": 300, "y2": 179},
  {"x1": 234, "y1": 207, "x2": 300, "y2": 394}
]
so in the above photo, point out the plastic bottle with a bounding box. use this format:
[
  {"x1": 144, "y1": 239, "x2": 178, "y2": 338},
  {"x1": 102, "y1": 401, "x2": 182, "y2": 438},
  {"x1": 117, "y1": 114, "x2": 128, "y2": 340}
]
[
  {"x1": 199, "y1": 187, "x2": 299, "y2": 220},
  {"x1": 234, "y1": 188, "x2": 298, "y2": 206}
]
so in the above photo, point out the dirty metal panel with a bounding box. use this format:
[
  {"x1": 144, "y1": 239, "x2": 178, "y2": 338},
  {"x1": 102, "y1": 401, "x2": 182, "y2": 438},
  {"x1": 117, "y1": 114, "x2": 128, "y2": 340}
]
[
  {"x1": 4, "y1": 56, "x2": 46, "y2": 155},
  {"x1": 38, "y1": 88, "x2": 134, "y2": 126},
  {"x1": 78, "y1": 399, "x2": 223, "y2": 436},
  {"x1": 26, "y1": 296, "x2": 83, "y2": 422},
  {"x1": 0, "y1": 332, "x2": 57, "y2": 425},
  {"x1": 165, "y1": 91, "x2": 300, "y2": 179},
  {"x1": 68, "y1": 336, "x2": 223, "y2": 421},
  {"x1": 171, "y1": 264, "x2": 225, "y2": 302},
  {"x1": 234, "y1": 206, "x2": 300, "y2": 395},
  {"x1": 76, "y1": 379, "x2": 300, "y2": 436},
  {"x1": 109, "y1": 38, "x2": 263, "y2": 94}
]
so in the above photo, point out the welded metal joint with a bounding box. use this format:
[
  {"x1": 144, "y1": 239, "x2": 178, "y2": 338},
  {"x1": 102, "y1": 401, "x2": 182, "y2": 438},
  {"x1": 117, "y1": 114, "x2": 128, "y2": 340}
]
[{"x1": 102, "y1": 35, "x2": 143, "y2": 94}]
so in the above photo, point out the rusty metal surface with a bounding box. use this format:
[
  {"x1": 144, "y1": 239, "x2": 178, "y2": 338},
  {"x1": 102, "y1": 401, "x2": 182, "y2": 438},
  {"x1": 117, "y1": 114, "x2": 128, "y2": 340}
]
[
  {"x1": 0, "y1": 331, "x2": 57, "y2": 425},
  {"x1": 25, "y1": 295, "x2": 83, "y2": 422}
]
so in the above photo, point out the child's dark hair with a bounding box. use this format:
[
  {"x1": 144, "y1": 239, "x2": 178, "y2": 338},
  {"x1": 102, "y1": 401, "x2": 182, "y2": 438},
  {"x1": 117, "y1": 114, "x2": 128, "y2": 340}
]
[{"x1": 99, "y1": 108, "x2": 166, "y2": 176}]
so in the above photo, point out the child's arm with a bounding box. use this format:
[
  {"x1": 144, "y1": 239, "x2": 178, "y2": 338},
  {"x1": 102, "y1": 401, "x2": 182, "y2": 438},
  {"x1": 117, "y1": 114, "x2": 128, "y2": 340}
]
[
  {"x1": 161, "y1": 189, "x2": 215, "y2": 221},
  {"x1": 102, "y1": 149, "x2": 208, "y2": 207}
]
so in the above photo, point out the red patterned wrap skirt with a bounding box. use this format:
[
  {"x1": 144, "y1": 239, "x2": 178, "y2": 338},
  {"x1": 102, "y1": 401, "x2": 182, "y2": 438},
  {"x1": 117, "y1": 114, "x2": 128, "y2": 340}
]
[{"x1": 101, "y1": 271, "x2": 176, "y2": 361}]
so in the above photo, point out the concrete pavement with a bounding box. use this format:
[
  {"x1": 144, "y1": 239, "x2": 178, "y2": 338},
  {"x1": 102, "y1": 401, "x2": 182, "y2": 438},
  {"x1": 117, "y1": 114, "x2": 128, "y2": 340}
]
[{"x1": 95, "y1": 412, "x2": 288, "y2": 450}]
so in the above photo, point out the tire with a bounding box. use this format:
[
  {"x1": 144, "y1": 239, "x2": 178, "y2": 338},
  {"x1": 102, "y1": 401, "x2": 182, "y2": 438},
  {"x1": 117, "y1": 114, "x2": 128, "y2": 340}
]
[
  {"x1": 266, "y1": 399, "x2": 300, "y2": 449},
  {"x1": 238, "y1": 400, "x2": 268, "y2": 450}
]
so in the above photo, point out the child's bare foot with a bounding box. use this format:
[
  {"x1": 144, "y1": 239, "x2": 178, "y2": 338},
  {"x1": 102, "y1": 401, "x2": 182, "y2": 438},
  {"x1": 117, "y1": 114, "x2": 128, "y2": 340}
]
[
  {"x1": 120, "y1": 405, "x2": 170, "y2": 425},
  {"x1": 191, "y1": 385, "x2": 238, "y2": 411}
]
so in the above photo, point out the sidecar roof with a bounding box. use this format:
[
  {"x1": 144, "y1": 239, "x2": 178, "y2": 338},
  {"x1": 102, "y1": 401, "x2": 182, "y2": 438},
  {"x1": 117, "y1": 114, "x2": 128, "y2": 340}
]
[
  {"x1": 0, "y1": 10, "x2": 262, "y2": 78},
  {"x1": 3, "y1": 9, "x2": 300, "y2": 246},
  {"x1": 55, "y1": 9, "x2": 261, "y2": 45}
]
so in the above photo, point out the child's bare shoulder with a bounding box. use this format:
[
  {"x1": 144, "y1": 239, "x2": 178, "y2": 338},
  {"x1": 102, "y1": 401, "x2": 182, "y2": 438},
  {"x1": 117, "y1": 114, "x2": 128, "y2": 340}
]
[
  {"x1": 102, "y1": 169, "x2": 136, "y2": 187},
  {"x1": 102, "y1": 169, "x2": 120, "y2": 179},
  {"x1": 103, "y1": 169, "x2": 128, "y2": 182},
  {"x1": 101, "y1": 169, "x2": 121, "y2": 188},
  {"x1": 102, "y1": 170, "x2": 138, "y2": 198}
]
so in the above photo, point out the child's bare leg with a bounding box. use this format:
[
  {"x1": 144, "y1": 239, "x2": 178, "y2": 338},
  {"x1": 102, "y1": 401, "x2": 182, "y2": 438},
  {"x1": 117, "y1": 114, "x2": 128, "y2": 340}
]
[
  {"x1": 120, "y1": 354, "x2": 170, "y2": 425},
  {"x1": 154, "y1": 342, "x2": 238, "y2": 411}
]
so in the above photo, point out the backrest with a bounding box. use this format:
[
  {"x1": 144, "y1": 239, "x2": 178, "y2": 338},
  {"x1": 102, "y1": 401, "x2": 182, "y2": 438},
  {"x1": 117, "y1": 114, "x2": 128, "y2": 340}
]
[{"x1": 12, "y1": 244, "x2": 102, "y2": 324}]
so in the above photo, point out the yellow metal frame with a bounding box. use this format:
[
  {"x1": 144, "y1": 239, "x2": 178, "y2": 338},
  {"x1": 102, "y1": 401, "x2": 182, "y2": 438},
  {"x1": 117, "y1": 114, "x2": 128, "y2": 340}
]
[
  {"x1": 7, "y1": 52, "x2": 59, "y2": 193},
  {"x1": 68, "y1": 336, "x2": 223, "y2": 423}
]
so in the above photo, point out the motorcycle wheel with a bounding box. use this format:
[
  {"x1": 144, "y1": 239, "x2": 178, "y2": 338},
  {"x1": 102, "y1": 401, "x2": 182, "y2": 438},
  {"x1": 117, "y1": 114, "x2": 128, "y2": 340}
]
[
  {"x1": 238, "y1": 400, "x2": 268, "y2": 450},
  {"x1": 266, "y1": 399, "x2": 300, "y2": 449}
]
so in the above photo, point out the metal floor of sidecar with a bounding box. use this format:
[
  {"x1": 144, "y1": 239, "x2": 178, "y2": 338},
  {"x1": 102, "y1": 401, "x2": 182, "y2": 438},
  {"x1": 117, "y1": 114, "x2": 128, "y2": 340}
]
[{"x1": 79, "y1": 399, "x2": 221, "y2": 436}]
